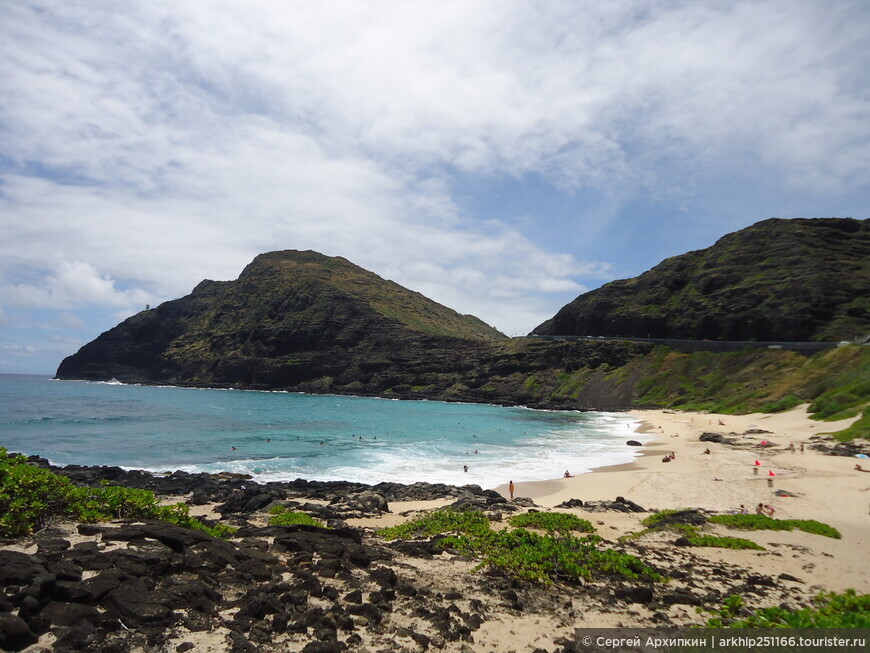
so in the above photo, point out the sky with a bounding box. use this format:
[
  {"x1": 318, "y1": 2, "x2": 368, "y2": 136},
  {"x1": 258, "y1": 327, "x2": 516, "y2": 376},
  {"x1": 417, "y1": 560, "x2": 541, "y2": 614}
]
[{"x1": 1, "y1": 1, "x2": 868, "y2": 375}]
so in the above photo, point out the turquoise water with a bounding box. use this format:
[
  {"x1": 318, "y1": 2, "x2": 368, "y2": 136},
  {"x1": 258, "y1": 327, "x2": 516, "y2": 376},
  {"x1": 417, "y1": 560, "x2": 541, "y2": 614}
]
[{"x1": 0, "y1": 374, "x2": 644, "y2": 489}]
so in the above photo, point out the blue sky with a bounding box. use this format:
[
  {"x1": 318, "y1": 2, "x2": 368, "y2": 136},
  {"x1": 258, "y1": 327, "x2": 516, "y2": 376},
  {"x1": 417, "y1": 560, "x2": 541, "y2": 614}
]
[{"x1": 1, "y1": 0, "x2": 868, "y2": 374}]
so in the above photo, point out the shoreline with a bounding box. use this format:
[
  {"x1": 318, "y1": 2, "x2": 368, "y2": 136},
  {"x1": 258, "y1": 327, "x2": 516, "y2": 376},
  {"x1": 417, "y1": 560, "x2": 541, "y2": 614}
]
[{"x1": 494, "y1": 404, "x2": 869, "y2": 594}]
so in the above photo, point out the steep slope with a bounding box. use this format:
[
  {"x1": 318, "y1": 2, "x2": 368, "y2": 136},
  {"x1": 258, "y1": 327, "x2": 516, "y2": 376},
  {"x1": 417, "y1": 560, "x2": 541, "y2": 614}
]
[
  {"x1": 56, "y1": 250, "x2": 505, "y2": 387},
  {"x1": 535, "y1": 218, "x2": 869, "y2": 342}
]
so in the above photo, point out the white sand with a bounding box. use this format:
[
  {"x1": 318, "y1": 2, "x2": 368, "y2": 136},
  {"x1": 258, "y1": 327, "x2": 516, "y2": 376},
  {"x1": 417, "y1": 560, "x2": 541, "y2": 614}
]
[{"x1": 493, "y1": 405, "x2": 869, "y2": 593}]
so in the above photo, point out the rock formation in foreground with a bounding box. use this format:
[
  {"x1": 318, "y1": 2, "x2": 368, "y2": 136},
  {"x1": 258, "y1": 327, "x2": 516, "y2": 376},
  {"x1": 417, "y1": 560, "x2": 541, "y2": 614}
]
[{"x1": 534, "y1": 217, "x2": 869, "y2": 342}]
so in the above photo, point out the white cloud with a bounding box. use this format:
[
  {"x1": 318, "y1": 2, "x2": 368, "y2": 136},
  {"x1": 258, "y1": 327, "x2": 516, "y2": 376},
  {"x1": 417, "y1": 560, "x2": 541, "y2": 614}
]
[
  {"x1": 1, "y1": 344, "x2": 36, "y2": 357},
  {"x1": 1, "y1": 259, "x2": 152, "y2": 310},
  {"x1": 0, "y1": 0, "x2": 867, "y2": 352}
]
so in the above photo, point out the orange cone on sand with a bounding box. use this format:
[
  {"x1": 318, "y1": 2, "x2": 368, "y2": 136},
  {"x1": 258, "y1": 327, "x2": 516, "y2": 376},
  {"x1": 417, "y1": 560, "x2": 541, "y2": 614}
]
[
  {"x1": 755, "y1": 460, "x2": 760, "y2": 466},
  {"x1": 769, "y1": 470, "x2": 775, "y2": 476}
]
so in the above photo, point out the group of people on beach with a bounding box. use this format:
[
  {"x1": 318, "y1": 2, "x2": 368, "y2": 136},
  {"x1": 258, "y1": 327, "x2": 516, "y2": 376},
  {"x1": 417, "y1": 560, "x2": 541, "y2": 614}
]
[{"x1": 737, "y1": 503, "x2": 775, "y2": 517}]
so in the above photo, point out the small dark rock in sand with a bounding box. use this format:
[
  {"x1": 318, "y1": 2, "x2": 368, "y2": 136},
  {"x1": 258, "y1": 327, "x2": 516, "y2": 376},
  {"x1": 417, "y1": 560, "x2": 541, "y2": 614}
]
[
  {"x1": 699, "y1": 432, "x2": 736, "y2": 444},
  {"x1": 583, "y1": 496, "x2": 646, "y2": 513},
  {"x1": 627, "y1": 440, "x2": 643, "y2": 446}
]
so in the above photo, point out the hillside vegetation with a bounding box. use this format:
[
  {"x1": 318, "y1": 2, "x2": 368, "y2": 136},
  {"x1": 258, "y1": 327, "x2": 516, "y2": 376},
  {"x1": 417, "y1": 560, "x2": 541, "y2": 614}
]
[
  {"x1": 535, "y1": 218, "x2": 869, "y2": 342},
  {"x1": 55, "y1": 222, "x2": 869, "y2": 440}
]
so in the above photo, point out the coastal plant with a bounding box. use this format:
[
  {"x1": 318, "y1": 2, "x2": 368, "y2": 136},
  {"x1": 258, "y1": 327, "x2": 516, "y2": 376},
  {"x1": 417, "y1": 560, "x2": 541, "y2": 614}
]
[
  {"x1": 68, "y1": 482, "x2": 161, "y2": 522},
  {"x1": 705, "y1": 590, "x2": 870, "y2": 628},
  {"x1": 0, "y1": 451, "x2": 76, "y2": 537},
  {"x1": 507, "y1": 511, "x2": 595, "y2": 534},
  {"x1": 442, "y1": 529, "x2": 664, "y2": 584},
  {"x1": 622, "y1": 522, "x2": 763, "y2": 551},
  {"x1": 378, "y1": 507, "x2": 492, "y2": 540},
  {"x1": 824, "y1": 407, "x2": 870, "y2": 441},
  {"x1": 268, "y1": 507, "x2": 325, "y2": 528},
  {"x1": 668, "y1": 524, "x2": 763, "y2": 550},
  {"x1": 708, "y1": 514, "x2": 841, "y2": 539},
  {"x1": 0, "y1": 448, "x2": 234, "y2": 538},
  {"x1": 379, "y1": 507, "x2": 662, "y2": 584}
]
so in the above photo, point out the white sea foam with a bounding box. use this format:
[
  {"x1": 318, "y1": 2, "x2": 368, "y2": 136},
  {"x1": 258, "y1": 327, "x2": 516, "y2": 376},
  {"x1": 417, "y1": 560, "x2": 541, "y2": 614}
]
[{"x1": 167, "y1": 415, "x2": 649, "y2": 489}]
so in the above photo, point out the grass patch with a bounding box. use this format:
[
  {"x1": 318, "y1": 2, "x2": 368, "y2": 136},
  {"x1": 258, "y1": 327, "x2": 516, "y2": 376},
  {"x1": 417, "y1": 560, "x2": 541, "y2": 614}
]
[
  {"x1": 268, "y1": 507, "x2": 325, "y2": 528},
  {"x1": 669, "y1": 524, "x2": 763, "y2": 550},
  {"x1": 0, "y1": 448, "x2": 234, "y2": 538},
  {"x1": 822, "y1": 407, "x2": 870, "y2": 442},
  {"x1": 507, "y1": 511, "x2": 595, "y2": 534},
  {"x1": 706, "y1": 590, "x2": 870, "y2": 628},
  {"x1": 627, "y1": 511, "x2": 762, "y2": 550},
  {"x1": 708, "y1": 513, "x2": 841, "y2": 539},
  {"x1": 379, "y1": 507, "x2": 661, "y2": 584},
  {"x1": 758, "y1": 394, "x2": 804, "y2": 413}
]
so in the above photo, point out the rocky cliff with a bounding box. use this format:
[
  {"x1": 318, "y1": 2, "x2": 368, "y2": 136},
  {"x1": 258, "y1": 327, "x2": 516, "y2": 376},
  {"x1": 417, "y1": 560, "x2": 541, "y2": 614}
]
[
  {"x1": 534, "y1": 218, "x2": 869, "y2": 342},
  {"x1": 56, "y1": 251, "x2": 503, "y2": 388}
]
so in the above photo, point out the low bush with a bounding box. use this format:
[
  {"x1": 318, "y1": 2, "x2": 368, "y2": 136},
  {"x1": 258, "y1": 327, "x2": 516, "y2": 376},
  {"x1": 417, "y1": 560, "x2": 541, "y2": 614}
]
[
  {"x1": 706, "y1": 590, "x2": 870, "y2": 628},
  {"x1": 443, "y1": 529, "x2": 663, "y2": 584},
  {"x1": 507, "y1": 511, "x2": 595, "y2": 533},
  {"x1": 0, "y1": 448, "x2": 234, "y2": 538},
  {"x1": 379, "y1": 507, "x2": 661, "y2": 584},
  {"x1": 379, "y1": 507, "x2": 491, "y2": 540},
  {"x1": 268, "y1": 507, "x2": 324, "y2": 528}
]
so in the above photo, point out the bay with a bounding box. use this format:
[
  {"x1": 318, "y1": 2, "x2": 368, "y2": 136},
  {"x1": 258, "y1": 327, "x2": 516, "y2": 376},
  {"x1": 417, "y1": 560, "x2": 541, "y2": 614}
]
[{"x1": 0, "y1": 374, "x2": 644, "y2": 489}]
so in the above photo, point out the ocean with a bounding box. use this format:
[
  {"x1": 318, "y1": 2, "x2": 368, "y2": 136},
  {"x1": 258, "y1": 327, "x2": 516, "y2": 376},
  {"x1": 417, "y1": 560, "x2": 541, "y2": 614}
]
[{"x1": 0, "y1": 374, "x2": 646, "y2": 489}]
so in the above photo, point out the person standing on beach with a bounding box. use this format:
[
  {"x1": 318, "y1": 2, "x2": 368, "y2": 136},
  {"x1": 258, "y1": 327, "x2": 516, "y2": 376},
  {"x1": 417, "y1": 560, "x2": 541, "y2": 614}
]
[{"x1": 509, "y1": 480, "x2": 515, "y2": 500}]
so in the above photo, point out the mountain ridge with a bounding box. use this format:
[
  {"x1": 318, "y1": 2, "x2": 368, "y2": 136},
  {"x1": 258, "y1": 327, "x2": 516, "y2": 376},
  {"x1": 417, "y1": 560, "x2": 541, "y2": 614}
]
[
  {"x1": 534, "y1": 217, "x2": 869, "y2": 342},
  {"x1": 55, "y1": 219, "x2": 869, "y2": 420}
]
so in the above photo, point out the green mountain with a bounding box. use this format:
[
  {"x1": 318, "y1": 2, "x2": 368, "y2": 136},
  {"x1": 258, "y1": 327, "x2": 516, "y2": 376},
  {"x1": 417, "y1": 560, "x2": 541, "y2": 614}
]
[
  {"x1": 55, "y1": 222, "x2": 870, "y2": 435},
  {"x1": 56, "y1": 250, "x2": 505, "y2": 388},
  {"x1": 534, "y1": 218, "x2": 869, "y2": 342}
]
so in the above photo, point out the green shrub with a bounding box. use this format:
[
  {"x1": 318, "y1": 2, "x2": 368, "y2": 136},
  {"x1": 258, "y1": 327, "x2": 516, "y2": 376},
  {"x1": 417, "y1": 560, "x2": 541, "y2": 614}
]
[
  {"x1": 68, "y1": 483, "x2": 161, "y2": 523},
  {"x1": 268, "y1": 508, "x2": 324, "y2": 528},
  {"x1": 442, "y1": 529, "x2": 663, "y2": 584},
  {"x1": 507, "y1": 511, "x2": 595, "y2": 534},
  {"x1": 706, "y1": 590, "x2": 870, "y2": 628},
  {"x1": 379, "y1": 507, "x2": 491, "y2": 540},
  {"x1": 627, "y1": 521, "x2": 763, "y2": 550},
  {"x1": 379, "y1": 507, "x2": 661, "y2": 584},
  {"x1": 709, "y1": 514, "x2": 841, "y2": 539},
  {"x1": 0, "y1": 452, "x2": 76, "y2": 537},
  {"x1": 0, "y1": 448, "x2": 234, "y2": 538}
]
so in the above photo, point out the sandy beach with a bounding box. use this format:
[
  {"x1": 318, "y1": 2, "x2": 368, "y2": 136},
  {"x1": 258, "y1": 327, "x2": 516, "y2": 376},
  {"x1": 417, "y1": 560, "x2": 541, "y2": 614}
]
[
  {"x1": 492, "y1": 404, "x2": 869, "y2": 594},
  {"x1": 4, "y1": 404, "x2": 867, "y2": 652}
]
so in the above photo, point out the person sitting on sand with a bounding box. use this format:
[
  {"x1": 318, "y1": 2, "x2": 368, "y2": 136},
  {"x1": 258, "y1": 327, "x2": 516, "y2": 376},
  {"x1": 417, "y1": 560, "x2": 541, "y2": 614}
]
[
  {"x1": 739, "y1": 504, "x2": 748, "y2": 514},
  {"x1": 756, "y1": 503, "x2": 766, "y2": 515},
  {"x1": 765, "y1": 504, "x2": 776, "y2": 517},
  {"x1": 855, "y1": 464, "x2": 870, "y2": 472},
  {"x1": 564, "y1": 470, "x2": 573, "y2": 478},
  {"x1": 703, "y1": 448, "x2": 711, "y2": 455}
]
